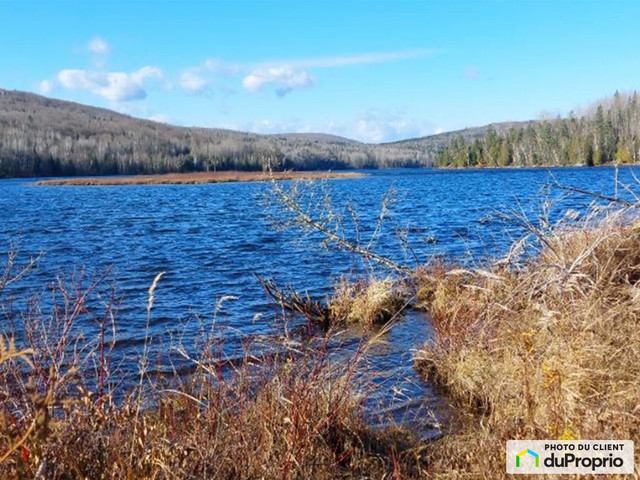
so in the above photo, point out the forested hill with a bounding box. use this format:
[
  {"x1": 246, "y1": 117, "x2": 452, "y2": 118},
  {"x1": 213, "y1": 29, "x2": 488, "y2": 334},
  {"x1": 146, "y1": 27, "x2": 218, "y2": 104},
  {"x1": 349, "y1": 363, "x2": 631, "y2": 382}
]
[
  {"x1": 0, "y1": 88, "x2": 431, "y2": 177},
  {"x1": 2, "y1": 88, "x2": 638, "y2": 177},
  {"x1": 430, "y1": 91, "x2": 640, "y2": 168}
]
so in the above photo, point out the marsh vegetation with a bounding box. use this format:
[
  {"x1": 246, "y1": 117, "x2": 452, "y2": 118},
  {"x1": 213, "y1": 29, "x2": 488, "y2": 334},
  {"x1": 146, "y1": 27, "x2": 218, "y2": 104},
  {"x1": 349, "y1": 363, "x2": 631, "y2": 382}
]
[{"x1": 37, "y1": 170, "x2": 365, "y2": 186}]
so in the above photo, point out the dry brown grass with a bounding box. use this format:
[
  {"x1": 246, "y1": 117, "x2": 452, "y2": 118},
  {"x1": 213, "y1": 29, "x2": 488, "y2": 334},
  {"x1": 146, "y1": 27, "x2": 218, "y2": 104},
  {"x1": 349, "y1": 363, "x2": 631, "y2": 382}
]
[
  {"x1": 329, "y1": 277, "x2": 407, "y2": 328},
  {"x1": 36, "y1": 171, "x2": 365, "y2": 186},
  {"x1": 415, "y1": 210, "x2": 640, "y2": 478},
  {"x1": 1, "y1": 351, "x2": 422, "y2": 479},
  {"x1": 0, "y1": 265, "x2": 424, "y2": 479}
]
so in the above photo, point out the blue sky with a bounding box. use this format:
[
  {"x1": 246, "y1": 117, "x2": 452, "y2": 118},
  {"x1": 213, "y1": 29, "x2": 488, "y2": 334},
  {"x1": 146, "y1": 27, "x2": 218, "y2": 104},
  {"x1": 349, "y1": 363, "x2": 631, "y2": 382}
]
[{"x1": 1, "y1": 1, "x2": 639, "y2": 142}]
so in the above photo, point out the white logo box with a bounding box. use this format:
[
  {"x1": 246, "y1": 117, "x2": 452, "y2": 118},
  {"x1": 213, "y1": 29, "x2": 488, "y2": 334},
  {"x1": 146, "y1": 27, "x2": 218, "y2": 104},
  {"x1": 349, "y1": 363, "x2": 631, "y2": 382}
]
[{"x1": 506, "y1": 440, "x2": 634, "y2": 474}]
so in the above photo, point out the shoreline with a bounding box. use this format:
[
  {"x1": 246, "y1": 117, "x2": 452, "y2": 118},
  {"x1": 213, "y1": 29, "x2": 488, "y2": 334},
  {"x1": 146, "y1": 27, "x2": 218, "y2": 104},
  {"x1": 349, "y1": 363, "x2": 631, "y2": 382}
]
[
  {"x1": 36, "y1": 170, "x2": 366, "y2": 186},
  {"x1": 30, "y1": 163, "x2": 638, "y2": 185}
]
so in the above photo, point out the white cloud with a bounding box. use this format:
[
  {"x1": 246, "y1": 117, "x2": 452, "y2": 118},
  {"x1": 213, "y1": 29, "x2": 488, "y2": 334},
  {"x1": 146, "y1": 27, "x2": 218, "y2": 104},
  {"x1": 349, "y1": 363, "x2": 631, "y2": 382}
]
[
  {"x1": 180, "y1": 71, "x2": 210, "y2": 94},
  {"x1": 40, "y1": 37, "x2": 165, "y2": 102},
  {"x1": 176, "y1": 59, "x2": 239, "y2": 95},
  {"x1": 57, "y1": 70, "x2": 95, "y2": 90},
  {"x1": 131, "y1": 66, "x2": 163, "y2": 84},
  {"x1": 186, "y1": 48, "x2": 437, "y2": 97},
  {"x1": 351, "y1": 111, "x2": 434, "y2": 143},
  {"x1": 202, "y1": 49, "x2": 435, "y2": 75},
  {"x1": 242, "y1": 66, "x2": 313, "y2": 96},
  {"x1": 88, "y1": 37, "x2": 110, "y2": 55},
  {"x1": 237, "y1": 111, "x2": 435, "y2": 143},
  {"x1": 240, "y1": 49, "x2": 435, "y2": 96},
  {"x1": 283, "y1": 48, "x2": 438, "y2": 69},
  {"x1": 245, "y1": 118, "x2": 314, "y2": 134},
  {"x1": 148, "y1": 113, "x2": 170, "y2": 123},
  {"x1": 56, "y1": 66, "x2": 164, "y2": 102},
  {"x1": 38, "y1": 80, "x2": 53, "y2": 94},
  {"x1": 251, "y1": 119, "x2": 282, "y2": 133},
  {"x1": 203, "y1": 58, "x2": 241, "y2": 75}
]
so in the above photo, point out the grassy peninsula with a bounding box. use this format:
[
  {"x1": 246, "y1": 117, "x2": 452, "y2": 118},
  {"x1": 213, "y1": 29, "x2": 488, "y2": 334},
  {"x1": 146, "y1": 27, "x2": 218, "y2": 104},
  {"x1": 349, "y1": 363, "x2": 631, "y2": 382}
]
[{"x1": 36, "y1": 170, "x2": 365, "y2": 186}]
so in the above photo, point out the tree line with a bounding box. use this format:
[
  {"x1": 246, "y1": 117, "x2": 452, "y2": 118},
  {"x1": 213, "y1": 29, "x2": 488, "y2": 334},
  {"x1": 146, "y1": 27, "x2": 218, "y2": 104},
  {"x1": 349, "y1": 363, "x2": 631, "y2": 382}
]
[{"x1": 434, "y1": 91, "x2": 640, "y2": 168}]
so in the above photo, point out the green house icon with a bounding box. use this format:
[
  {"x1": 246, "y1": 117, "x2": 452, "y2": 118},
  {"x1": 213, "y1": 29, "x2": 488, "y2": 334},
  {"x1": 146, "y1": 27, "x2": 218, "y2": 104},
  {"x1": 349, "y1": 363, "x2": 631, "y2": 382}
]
[{"x1": 516, "y1": 449, "x2": 539, "y2": 467}]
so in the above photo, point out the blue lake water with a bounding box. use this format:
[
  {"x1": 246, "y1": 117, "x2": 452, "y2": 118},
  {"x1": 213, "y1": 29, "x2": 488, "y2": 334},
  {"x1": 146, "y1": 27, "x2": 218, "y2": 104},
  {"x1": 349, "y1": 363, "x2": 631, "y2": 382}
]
[{"x1": 1, "y1": 166, "x2": 637, "y2": 436}]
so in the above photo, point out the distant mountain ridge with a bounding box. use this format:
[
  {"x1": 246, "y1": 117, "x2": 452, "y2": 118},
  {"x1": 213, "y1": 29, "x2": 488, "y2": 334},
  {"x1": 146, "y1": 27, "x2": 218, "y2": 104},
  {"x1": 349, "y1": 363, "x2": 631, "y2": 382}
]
[
  {"x1": 385, "y1": 121, "x2": 536, "y2": 146},
  {"x1": 0, "y1": 88, "x2": 430, "y2": 177},
  {"x1": 3, "y1": 87, "x2": 630, "y2": 177},
  {"x1": 265, "y1": 132, "x2": 362, "y2": 144}
]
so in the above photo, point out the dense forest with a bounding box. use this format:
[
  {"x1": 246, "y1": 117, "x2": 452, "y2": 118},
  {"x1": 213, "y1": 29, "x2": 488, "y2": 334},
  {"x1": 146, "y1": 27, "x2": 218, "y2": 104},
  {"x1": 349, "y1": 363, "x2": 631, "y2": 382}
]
[
  {"x1": 433, "y1": 91, "x2": 640, "y2": 168},
  {"x1": 0, "y1": 89, "x2": 431, "y2": 177},
  {"x1": 2, "y1": 88, "x2": 639, "y2": 177}
]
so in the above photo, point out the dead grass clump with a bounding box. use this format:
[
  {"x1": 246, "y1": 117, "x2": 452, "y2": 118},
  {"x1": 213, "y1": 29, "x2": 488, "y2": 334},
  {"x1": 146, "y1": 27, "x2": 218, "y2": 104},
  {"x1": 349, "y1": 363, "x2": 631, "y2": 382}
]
[
  {"x1": 4, "y1": 354, "x2": 419, "y2": 479},
  {"x1": 329, "y1": 277, "x2": 406, "y2": 328},
  {"x1": 416, "y1": 210, "x2": 640, "y2": 477},
  {"x1": 0, "y1": 334, "x2": 424, "y2": 480}
]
